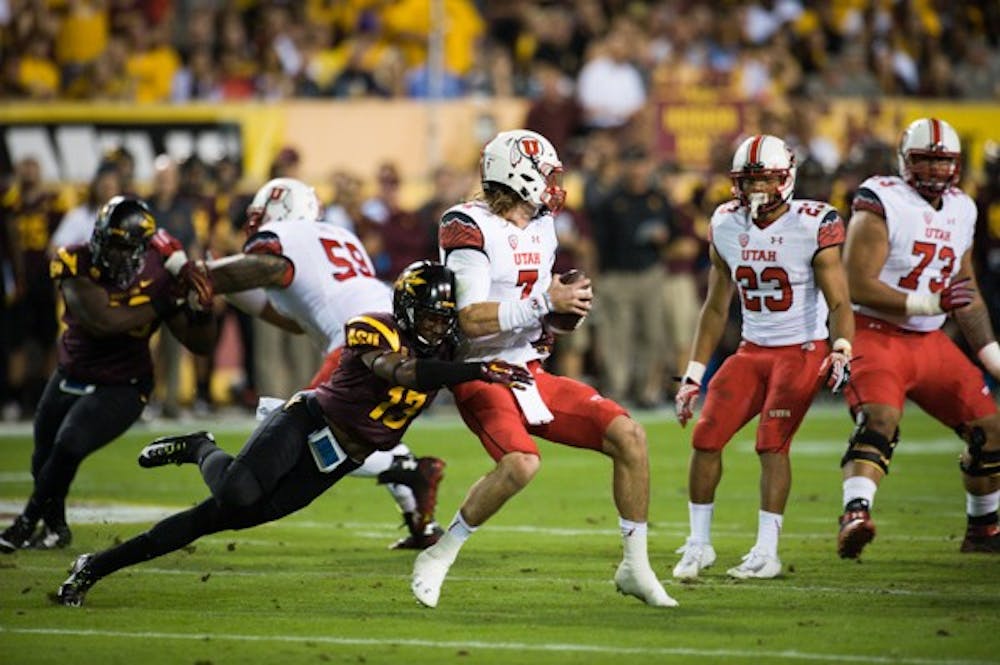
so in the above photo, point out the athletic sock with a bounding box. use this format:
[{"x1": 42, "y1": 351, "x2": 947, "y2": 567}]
[
  {"x1": 688, "y1": 502, "x2": 713, "y2": 545},
  {"x1": 754, "y1": 510, "x2": 783, "y2": 557},
  {"x1": 842, "y1": 476, "x2": 877, "y2": 510}
]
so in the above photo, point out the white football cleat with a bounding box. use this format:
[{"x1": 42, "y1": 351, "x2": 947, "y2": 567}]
[
  {"x1": 614, "y1": 561, "x2": 679, "y2": 608},
  {"x1": 411, "y1": 547, "x2": 454, "y2": 608},
  {"x1": 672, "y1": 539, "x2": 717, "y2": 579},
  {"x1": 726, "y1": 548, "x2": 782, "y2": 579}
]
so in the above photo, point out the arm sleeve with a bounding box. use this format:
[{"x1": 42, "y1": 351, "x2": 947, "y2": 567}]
[{"x1": 445, "y1": 248, "x2": 492, "y2": 310}]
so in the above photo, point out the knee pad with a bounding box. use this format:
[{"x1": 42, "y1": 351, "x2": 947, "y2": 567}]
[
  {"x1": 216, "y1": 459, "x2": 265, "y2": 508},
  {"x1": 840, "y1": 412, "x2": 899, "y2": 474},
  {"x1": 957, "y1": 425, "x2": 1000, "y2": 477}
]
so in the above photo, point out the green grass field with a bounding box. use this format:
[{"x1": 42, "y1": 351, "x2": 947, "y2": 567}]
[{"x1": 1, "y1": 404, "x2": 997, "y2": 665}]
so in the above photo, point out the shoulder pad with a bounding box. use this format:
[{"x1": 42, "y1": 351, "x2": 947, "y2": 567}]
[
  {"x1": 817, "y1": 208, "x2": 846, "y2": 248},
  {"x1": 439, "y1": 209, "x2": 484, "y2": 252},
  {"x1": 851, "y1": 187, "x2": 886, "y2": 218},
  {"x1": 244, "y1": 230, "x2": 284, "y2": 256},
  {"x1": 345, "y1": 314, "x2": 402, "y2": 353},
  {"x1": 711, "y1": 199, "x2": 742, "y2": 220},
  {"x1": 50, "y1": 245, "x2": 85, "y2": 280}
]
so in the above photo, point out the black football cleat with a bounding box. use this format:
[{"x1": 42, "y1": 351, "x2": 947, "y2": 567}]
[
  {"x1": 0, "y1": 514, "x2": 38, "y2": 554},
  {"x1": 29, "y1": 522, "x2": 73, "y2": 550},
  {"x1": 138, "y1": 431, "x2": 214, "y2": 468},
  {"x1": 57, "y1": 553, "x2": 98, "y2": 607},
  {"x1": 960, "y1": 523, "x2": 1000, "y2": 553}
]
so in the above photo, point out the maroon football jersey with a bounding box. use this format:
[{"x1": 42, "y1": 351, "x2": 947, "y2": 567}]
[
  {"x1": 50, "y1": 243, "x2": 173, "y2": 389},
  {"x1": 314, "y1": 312, "x2": 446, "y2": 450}
]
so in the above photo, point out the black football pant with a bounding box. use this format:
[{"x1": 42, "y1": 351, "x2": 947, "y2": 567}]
[
  {"x1": 22, "y1": 369, "x2": 145, "y2": 527},
  {"x1": 87, "y1": 393, "x2": 361, "y2": 581}
]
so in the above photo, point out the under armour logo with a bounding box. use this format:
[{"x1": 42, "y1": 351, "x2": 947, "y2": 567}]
[
  {"x1": 532, "y1": 235, "x2": 541, "y2": 244},
  {"x1": 771, "y1": 236, "x2": 783, "y2": 244}
]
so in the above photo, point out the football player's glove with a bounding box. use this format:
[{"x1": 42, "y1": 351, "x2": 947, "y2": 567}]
[
  {"x1": 820, "y1": 352, "x2": 850, "y2": 394},
  {"x1": 675, "y1": 379, "x2": 700, "y2": 427},
  {"x1": 178, "y1": 259, "x2": 214, "y2": 311},
  {"x1": 150, "y1": 229, "x2": 189, "y2": 276},
  {"x1": 940, "y1": 277, "x2": 975, "y2": 312},
  {"x1": 480, "y1": 360, "x2": 533, "y2": 389}
]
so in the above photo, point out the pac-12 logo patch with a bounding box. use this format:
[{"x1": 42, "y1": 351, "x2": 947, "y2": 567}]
[{"x1": 739, "y1": 233, "x2": 750, "y2": 248}]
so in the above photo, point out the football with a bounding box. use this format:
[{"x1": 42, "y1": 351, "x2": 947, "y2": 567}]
[{"x1": 543, "y1": 269, "x2": 589, "y2": 335}]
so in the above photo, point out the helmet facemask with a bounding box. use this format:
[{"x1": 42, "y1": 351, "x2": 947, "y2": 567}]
[
  {"x1": 730, "y1": 135, "x2": 796, "y2": 221},
  {"x1": 897, "y1": 118, "x2": 962, "y2": 200}
]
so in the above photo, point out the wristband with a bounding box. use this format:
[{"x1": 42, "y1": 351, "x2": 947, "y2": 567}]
[
  {"x1": 225, "y1": 289, "x2": 269, "y2": 317},
  {"x1": 977, "y1": 341, "x2": 1000, "y2": 374},
  {"x1": 683, "y1": 360, "x2": 706, "y2": 385},
  {"x1": 497, "y1": 293, "x2": 550, "y2": 331},
  {"x1": 164, "y1": 250, "x2": 189, "y2": 276},
  {"x1": 832, "y1": 338, "x2": 852, "y2": 356},
  {"x1": 905, "y1": 292, "x2": 942, "y2": 316}
]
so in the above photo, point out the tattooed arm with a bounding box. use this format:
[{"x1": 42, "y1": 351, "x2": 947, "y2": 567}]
[{"x1": 204, "y1": 253, "x2": 293, "y2": 294}]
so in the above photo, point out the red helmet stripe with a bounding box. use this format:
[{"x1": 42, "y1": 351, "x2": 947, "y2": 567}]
[
  {"x1": 929, "y1": 118, "x2": 941, "y2": 147},
  {"x1": 748, "y1": 135, "x2": 764, "y2": 163}
]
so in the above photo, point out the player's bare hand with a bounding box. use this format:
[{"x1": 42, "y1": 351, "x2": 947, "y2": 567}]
[
  {"x1": 480, "y1": 360, "x2": 533, "y2": 389},
  {"x1": 547, "y1": 270, "x2": 593, "y2": 316}
]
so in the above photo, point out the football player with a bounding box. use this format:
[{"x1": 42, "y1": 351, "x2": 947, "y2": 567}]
[
  {"x1": 837, "y1": 117, "x2": 1000, "y2": 557},
  {"x1": 0, "y1": 196, "x2": 216, "y2": 553},
  {"x1": 411, "y1": 130, "x2": 677, "y2": 609},
  {"x1": 55, "y1": 261, "x2": 530, "y2": 606},
  {"x1": 672, "y1": 134, "x2": 854, "y2": 579},
  {"x1": 172, "y1": 178, "x2": 449, "y2": 549}
]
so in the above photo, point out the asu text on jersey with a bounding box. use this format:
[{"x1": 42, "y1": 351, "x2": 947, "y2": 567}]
[{"x1": 314, "y1": 312, "x2": 446, "y2": 450}]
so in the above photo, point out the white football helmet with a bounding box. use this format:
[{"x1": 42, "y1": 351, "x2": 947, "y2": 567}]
[
  {"x1": 730, "y1": 134, "x2": 796, "y2": 220},
  {"x1": 481, "y1": 129, "x2": 565, "y2": 213},
  {"x1": 246, "y1": 177, "x2": 321, "y2": 236},
  {"x1": 897, "y1": 117, "x2": 961, "y2": 199}
]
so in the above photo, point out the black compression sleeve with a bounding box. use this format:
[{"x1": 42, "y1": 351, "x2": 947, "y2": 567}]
[{"x1": 413, "y1": 359, "x2": 482, "y2": 391}]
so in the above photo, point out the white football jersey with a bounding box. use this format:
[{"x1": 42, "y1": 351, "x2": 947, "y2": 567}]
[
  {"x1": 711, "y1": 198, "x2": 845, "y2": 346},
  {"x1": 852, "y1": 176, "x2": 977, "y2": 332},
  {"x1": 245, "y1": 219, "x2": 391, "y2": 352},
  {"x1": 439, "y1": 200, "x2": 557, "y2": 363}
]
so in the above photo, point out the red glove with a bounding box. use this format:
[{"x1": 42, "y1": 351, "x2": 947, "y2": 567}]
[
  {"x1": 939, "y1": 277, "x2": 975, "y2": 312},
  {"x1": 480, "y1": 360, "x2": 533, "y2": 389},
  {"x1": 178, "y1": 260, "x2": 214, "y2": 311},
  {"x1": 150, "y1": 229, "x2": 188, "y2": 275},
  {"x1": 675, "y1": 379, "x2": 700, "y2": 428}
]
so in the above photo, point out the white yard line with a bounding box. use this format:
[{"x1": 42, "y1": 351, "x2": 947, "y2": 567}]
[
  {"x1": 11, "y1": 564, "x2": 991, "y2": 600},
  {"x1": 0, "y1": 626, "x2": 991, "y2": 665}
]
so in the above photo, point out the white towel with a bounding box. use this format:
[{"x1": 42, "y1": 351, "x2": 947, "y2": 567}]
[
  {"x1": 255, "y1": 396, "x2": 286, "y2": 421},
  {"x1": 512, "y1": 379, "x2": 554, "y2": 425}
]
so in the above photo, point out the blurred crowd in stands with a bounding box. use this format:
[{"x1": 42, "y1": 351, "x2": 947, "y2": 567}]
[
  {"x1": 1, "y1": 0, "x2": 998, "y2": 103},
  {"x1": 2, "y1": 0, "x2": 1000, "y2": 420}
]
